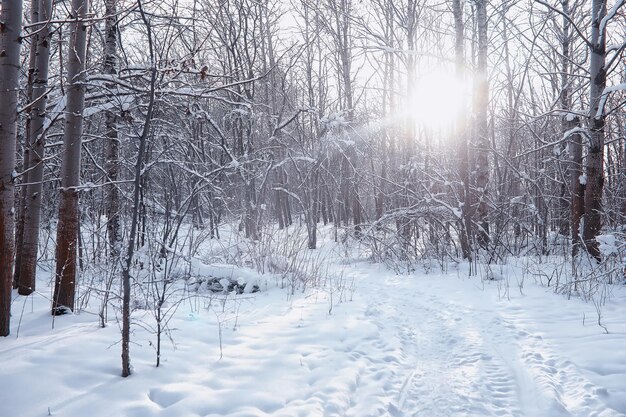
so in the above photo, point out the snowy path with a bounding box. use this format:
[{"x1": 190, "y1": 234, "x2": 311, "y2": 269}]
[
  {"x1": 342, "y1": 266, "x2": 625, "y2": 417},
  {"x1": 1, "y1": 261, "x2": 625, "y2": 417},
  {"x1": 350, "y1": 265, "x2": 625, "y2": 417},
  {"x1": 369, "y1": 278, "x2": 527, "y2": 417},
  {"x1": 197, "y1": 263, "x2": 625, "y2": 417}
]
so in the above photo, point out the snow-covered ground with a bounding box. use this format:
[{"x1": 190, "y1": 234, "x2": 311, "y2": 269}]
[{"x1": 2, "y1": 243, "x2": 626, "y2": 417}]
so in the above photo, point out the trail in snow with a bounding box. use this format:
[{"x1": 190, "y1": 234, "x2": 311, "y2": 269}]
[
  {"x1": 371, "y1": 281, "x2": 526, "y2": 417},
  {"x1": 344, "y1": 265, "x2": 625, "y2": 417},
  {"x1": 350, "y1": 269, "x2": 528, "y2": 417},
  {"x1": 1, "y1": 261, "x2": 625, "y2": 417}
]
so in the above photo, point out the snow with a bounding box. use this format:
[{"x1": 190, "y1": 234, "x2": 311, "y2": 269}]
[
  {"x1": 83, "y1": 95, "x2": 135, "y2": 118},
  {"x1": 596, "y1": 83, "x2": 626, "y2": 118},
  {"x1": 320, "y1": 112, "x2": 347, "y2": 129},
  {"x1": 2, "y1": 237, "x2": 626, "y2": 417},
  {"x1": 562, "y1": 127, "x2": 585, "y2": 141},
  {"x1": 597, "y1": 234, "x2": 621, "y2": 257}
]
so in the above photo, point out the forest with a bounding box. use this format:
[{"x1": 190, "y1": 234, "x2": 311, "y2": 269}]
[{"x1": 1, "y1": 0, "x2": 626, "y2": 415}]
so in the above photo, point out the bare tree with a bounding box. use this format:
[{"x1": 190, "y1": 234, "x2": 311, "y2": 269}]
[
  {"x1": 14, "y1": 0, "x2": 39, "y2": 291},
  {"x1": 19, "y1": 0, "x2": 54, "y2": 296},
  {"x1": 452, "y1": 0, "x2": 472, "y2": 261},
  {"x1": 104, "y1": 0, "x2": 121, "y2": 259},
  {"x1": 474, "y1": 0, "x2": 490, "y2": 247},
  {"x1": 121, "y1": 0, "x2": 156, "y2": 377},
  {"x1": 0, "y1": 0, "x2": 23, "y2": 336},
  {"x1": 582, "y1": 0, "x2": 608, "y2": 260},
  {"x1": 569, "y1": 115, "x2": 584, "y2": 256},
  {"x1": 53, "y1": 0, "x2": 89, "y2": 314}
]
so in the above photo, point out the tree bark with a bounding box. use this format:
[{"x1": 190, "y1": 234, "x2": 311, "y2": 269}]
[
  {"x1": 0, "y1": 0, "x2": 23, "y2": 336},
  {"x1": 452, "y1": 0, "x2": 472, "y2": 261},
  {"x1": 568, "y1": 115, "x2": 584, "y2": 256},
  {"x1": 474, "y1": 0, "x2": 490, "y2": 247},
  {"x1": 19, "y1": 0, "x2": 53, "y2": 296},
  {"x1": 582, "y1": 0, "x2": 607, "y2": 261},
  {"x1": 104, "y1": 0, "x2": 121, "y2": 258},
  {"x1": 53, "y1": 0, "x2": 89, "y2": 314},
  {"x1": 122, "y1": 0, "x2": 156, "y2": 376},
  {"x1": 14, "y1": 0, "x2": 39, "y2": 291},
  {"x1": 559, "y1": 0, "x2": 573, "y2": 237}
]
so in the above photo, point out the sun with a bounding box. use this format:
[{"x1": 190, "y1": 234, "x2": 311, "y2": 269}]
[{"x1": 408, "y1": 69, "x2": 469, "y2": 131}]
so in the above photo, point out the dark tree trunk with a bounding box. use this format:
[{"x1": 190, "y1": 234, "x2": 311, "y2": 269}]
[
  {"x1": 582, "y1": 0, "x2": 607, "y2": 261},
  {"x1": 558, "y1": 0, "x2": 573, "y2": 237},
  {"x1": 122, "y1": 0, "x2": 156, "y2": 376},
  {"x1": 104, "y1": 0, "x2": 121, "y2": 258},
  {"x1": 19, "y1": 0, "x2": 53, "y2": 296},
  {"x1": 474, "y1": 0, "x2": 490, "y2": 247},
  {"x1": 568, "y1": 116, "x2": 584, "y2": 256},
  {"x1": 53, "y1": 0, "x2": 89, "y2": 314},
  {"x1": 453, "y1": 0, "x2": 472, "y2": 261},
  {"x1": 14, "y1": 0, "x2": 39, "y2": 291}
]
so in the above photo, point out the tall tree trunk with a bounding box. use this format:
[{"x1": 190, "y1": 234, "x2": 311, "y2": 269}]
[
  {"x1": 14, "y1": 0, "x2": 39, "y2": 290},
  {"x1": 559, "y1": 0, "x2": 573, "y2": 237},
  {"x1": 396, "y1": 0, "x2": 418, "y2": 252},
  {"x1": 474, "y1": 0, "x2": 490, "y2": 247},
  {"x1": 334, "y1": 0, "x2": 361, "y2": 234},
  {"x1": 569, "y1": 115, "x2": 584, "y2": 256},
  {"x1": 0, "y1": 0, "x2": 23, "y2": 336},
  {"x1": 19, "y1": 0, "x2": 53, "y2": 296},
  {"x1": 338, "y1": 0, "x2": 354, "y2": 121},
  {"x1": 53, "y1": 0, "x2": 89, "y2": 314},
  {"x1": 452, "y1": 0, "x2": 472, "y2": 261},
  {"x1": 582, "y1": 0, "x2": 607, "y2": 261},
  {"x1": 122, "y1": 0, "x2": 156, "y2": 376},
  {"x1": 104, "y1": 0, "x2": 121, "y2": 258}
]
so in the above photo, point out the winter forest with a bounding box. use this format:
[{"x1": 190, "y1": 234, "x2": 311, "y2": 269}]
[{"x1": 1, "y1": 0, "x2": 626, "y2": 415}]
